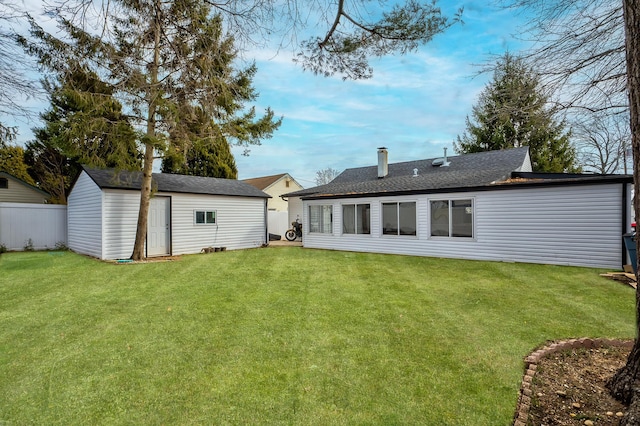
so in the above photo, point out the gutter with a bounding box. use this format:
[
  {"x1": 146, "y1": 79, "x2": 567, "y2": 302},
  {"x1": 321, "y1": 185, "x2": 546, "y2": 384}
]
[{"x1": 301, "y1": 175, "x2": 634, "y2": 201}]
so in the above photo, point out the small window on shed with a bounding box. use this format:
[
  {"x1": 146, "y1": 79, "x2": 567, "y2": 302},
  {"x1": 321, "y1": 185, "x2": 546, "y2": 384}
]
[
  {"x1": 0, "y1": 177, "x2": 7, "y2": 189},
  {"x1": 194, "y1": 210, "x2": 216, "y2": 225}
]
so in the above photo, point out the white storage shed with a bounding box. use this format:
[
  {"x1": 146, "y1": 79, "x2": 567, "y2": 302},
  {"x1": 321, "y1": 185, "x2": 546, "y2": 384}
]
[{"x1": 68, "y1": 166, "x2": 270, "y2": 260}]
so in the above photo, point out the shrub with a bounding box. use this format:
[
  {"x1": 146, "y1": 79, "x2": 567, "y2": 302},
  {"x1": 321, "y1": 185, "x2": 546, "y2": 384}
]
[{"x1": 54, "y1": 241, "x2": 69, "y2": 251}]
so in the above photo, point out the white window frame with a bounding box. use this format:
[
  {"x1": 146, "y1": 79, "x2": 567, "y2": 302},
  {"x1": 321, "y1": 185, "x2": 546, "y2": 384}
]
[
  {"x1": 308, "y1": 204, "x2": 333, "y2": 234},
  {"x1": 194, "y1": 209, "x2": 217, "y2": 225},
  {"x1": 429, "y1": 197, "x2": 475, "y2": 239},
  {"x1": 381, "y1": 201, "x2": 417, "y2": 237},
  {"x1": 342, "y1": 203, "x2": 371, "y2": 235}
]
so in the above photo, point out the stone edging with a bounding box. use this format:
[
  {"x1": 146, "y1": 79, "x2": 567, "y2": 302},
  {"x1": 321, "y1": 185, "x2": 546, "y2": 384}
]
[{"x1": 513, "y1": 338, "x2": 635, "y2": 426}]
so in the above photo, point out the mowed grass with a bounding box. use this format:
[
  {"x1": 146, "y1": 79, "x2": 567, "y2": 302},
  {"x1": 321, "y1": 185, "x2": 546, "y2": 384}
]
[{"x1": 0, "y1": 248, "x2": 634, "y2": 425}]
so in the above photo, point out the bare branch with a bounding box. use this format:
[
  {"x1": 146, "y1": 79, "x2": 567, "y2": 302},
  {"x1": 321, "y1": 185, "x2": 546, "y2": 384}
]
[
  {"x1": 0, "y1": 0, "x2": 41, "y2": 121},
  {"x1": 501, "y1": 0, "x2": 627, "y2": 115}
]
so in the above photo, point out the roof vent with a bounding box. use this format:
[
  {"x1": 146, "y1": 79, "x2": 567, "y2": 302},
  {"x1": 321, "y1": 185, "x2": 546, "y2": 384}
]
[
  {"x1": 432, "y1": 147, "x2": 451, "y2": 167},
  {"x1": 413, "y1": 168, "x2": 419, "y2": 177}
]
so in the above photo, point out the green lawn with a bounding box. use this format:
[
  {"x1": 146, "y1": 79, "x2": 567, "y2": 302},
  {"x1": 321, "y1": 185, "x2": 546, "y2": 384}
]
[{"x1": 0, "y1": 248, "x2": 634, "y2": 425}]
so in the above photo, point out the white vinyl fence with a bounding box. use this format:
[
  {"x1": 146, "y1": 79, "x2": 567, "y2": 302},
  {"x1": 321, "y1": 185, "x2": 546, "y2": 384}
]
[
  {"x1": 0, "y1": 202, "x2": 67, "y2": 251},
  {"x1": 268, "y1": 211, "x2": 289, "y2": 239}
]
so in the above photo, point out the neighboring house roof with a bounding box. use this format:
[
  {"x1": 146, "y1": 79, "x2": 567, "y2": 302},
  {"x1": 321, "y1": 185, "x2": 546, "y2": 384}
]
[
  {"x1": 0, "y1": 171, "x2": 51, "y2": 198},
  {"x1": 242, "y1": 173, "x2": 302, "y2": 191},
  {"x1": 81, "y1": 166, "x2": 271, "y2": 199},
  {"x1": 283, "y1": 147, "x2": 632, "y2": 200}
]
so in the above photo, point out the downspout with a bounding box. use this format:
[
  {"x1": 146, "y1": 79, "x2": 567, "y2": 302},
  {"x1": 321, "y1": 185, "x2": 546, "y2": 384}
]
[{"x1": 264, "y1": 198, "x2": 269, "y2": 246}]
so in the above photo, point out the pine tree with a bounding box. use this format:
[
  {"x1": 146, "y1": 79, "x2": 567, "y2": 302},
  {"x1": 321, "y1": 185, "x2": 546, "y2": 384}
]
[
  {"x1": 160, "y1": 24, "x2": 281, "y2": 178},
  {"x1": 455, "y1": 53, "x2": 580, "y2": 172},
  {"x1": 25, "y1": 66, "x2": 140, "y2": 204}
]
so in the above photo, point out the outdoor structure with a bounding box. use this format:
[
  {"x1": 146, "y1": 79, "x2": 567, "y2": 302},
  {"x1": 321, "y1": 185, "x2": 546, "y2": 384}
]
[
  {"x1": 67, "y1": 166, "x2": 270, "y2": 260},
  {"x1": 0, "y1": 172, "x2": 63, "y2": 251},
  {"x1": 283, "y1": 147, "x2": 633, "y2": 269},
  {"x1": 0, "y1": 203, "x2": 66, "y2": 251},
  {"x1": 0, "y1": 171, "x2": 50, "y2": 204},
  {"x1": 243, "y1": 173, "x2": 303, "y2": 212},
  {"x1": 243, "y1": 173, "x2": 303, "y2": 237}
]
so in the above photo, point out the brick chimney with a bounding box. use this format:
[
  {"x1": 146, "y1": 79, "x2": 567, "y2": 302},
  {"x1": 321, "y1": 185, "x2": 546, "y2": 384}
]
[{"x1": 378, "y1": 147, "x2": 388, "y2": 178}]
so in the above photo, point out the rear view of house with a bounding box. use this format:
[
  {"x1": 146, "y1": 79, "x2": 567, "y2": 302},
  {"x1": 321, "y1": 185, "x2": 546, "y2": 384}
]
[
  {"x1": 283, "y1": 147, "x2": 633, "y2": 269},
  {"x1": 68, "y1": 167, "x2": 270, "y2": 260}
]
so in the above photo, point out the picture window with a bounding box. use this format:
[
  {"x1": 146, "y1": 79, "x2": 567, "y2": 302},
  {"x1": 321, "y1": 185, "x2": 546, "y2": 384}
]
[
  {"x1": 430, "y1": 199, "x2": 473, "y2": 238},
  {"x1": 309, "y1": 205, "x2": 333, "y2": 233},
  {"x1": 382, "y1": 202, "x2": 416, "y2": 236},
  {"x1": 343, "y1": 204, "x2": 370, "y2": 234}
]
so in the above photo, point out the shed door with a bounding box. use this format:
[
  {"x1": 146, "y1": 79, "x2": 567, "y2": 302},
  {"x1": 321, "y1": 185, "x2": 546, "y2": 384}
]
[{"x1": 147, "y1": 196, "x2": 171, "y2": 257}]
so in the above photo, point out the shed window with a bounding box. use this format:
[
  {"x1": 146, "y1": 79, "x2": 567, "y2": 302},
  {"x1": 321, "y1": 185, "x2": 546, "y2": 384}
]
[
  {"x1": 194, "y1": 210, "x2": 216, "y2": 225},
  {"x1": 430, "y1": 199, "x2": 473, "y2": 238},
  {"x1": 382, "y1": 202, "x2": 416, "y2": 236},
  {"x1": 342, "y1": 204, "x2": 370, "y2": 234},
  {"x1": 309, "y1": 205, "x2": 333, "y2": 233},
  {"x1": 0, "y1": 178, "x2": 7, "y2": 189}
]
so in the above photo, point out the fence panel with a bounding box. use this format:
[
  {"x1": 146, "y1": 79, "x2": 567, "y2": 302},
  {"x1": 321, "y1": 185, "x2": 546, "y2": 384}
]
[
  {"x1": 0, "y1": 202, "x2": 67, "y2": 251},
  {"x1": 268, "y1": 211, "x2": 289, "y2": 238}
]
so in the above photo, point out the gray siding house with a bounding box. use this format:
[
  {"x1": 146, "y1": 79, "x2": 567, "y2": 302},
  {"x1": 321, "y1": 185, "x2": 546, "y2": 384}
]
[
  {"x1": 0, "y1": 171, "x2": 50, "y2": 204},
  {"x1": 283, "y1": 147, "x2": 633, "y2": 269},
  {"x1": 68, "y1": 167, "x2": 270, "y2": 260}
]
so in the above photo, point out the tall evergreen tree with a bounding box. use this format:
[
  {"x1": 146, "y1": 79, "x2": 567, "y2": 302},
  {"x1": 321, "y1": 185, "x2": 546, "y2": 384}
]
[
  {"x1": 23, "y1": 2, "x2": 281, "y2": 259},
  {"x1": 162, "y1": 104, "x2": 238, "y2": 178},
  {"x1": 24, "y1": 66, "x2": 140, "y2": 204},
  {"x1": 160, "y1": 17, "x2": 281, "y2": 178},
  {"x1": 162, "y1": 138, "x2": 237, "y2": 179},
  {"x1": 455, "y1": 53, "x2": 580, "y2": 172}
]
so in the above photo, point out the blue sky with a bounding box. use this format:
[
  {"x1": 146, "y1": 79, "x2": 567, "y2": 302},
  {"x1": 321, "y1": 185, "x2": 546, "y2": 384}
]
[
  {"x1": 7, "y1": 1, "x2": 530, "y2": 188},
  {"x1": 233, "y1": 1, "x2": 530, "y2": 186}
]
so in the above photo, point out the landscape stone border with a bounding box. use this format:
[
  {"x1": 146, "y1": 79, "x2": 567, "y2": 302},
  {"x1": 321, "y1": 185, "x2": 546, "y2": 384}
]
[{"x1": 513, "y1": 338, "x2": 635, "y2": 426}]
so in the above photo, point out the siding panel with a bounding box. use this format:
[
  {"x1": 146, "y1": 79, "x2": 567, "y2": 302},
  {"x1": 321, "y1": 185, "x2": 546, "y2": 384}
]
[
  {"x1": 0, "y1": 175, "x2": 49, "y2": 203},
  {"x1": 0, "y1": 203, "x2": 66, "y2": 250},
  {"x1": 67, "y1": 172, "x2": 103, "y2": 258},
  {"x1": 302, "y1": 184, "x2": 626, "y2": 269},
  {"x1": 171, "y1": 194, "x2": 266, "y2": 254},
  {"x1": 102, "y1": 190, "x2": 141, "y2": 260}
]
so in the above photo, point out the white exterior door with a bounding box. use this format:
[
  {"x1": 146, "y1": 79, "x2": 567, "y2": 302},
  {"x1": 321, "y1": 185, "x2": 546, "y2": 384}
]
[{"x1": 147, "y1": 196, "x2": 170, "y2": 256}]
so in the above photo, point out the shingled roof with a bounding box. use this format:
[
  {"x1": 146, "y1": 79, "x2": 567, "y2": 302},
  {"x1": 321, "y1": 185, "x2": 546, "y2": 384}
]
[
  {"x1": 242, "y1": 173, "x2": 288, "y2": 190},
  {"x1": 284, "y1": 147, "x2": 532, "y2": 199},
  {"x1": 82, "y1": 166, "x2": 270, "y2": 199}
]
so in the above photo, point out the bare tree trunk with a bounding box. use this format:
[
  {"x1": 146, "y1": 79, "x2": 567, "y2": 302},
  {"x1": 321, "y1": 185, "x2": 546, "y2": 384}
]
[
  {"x1": 607, "y1": 0, "x2": 640, "y2": 421},
  {"x1": 130, "y1": 1, "x2": 161, "y2": 261},
  {"x1": 131, "y1": 143, "x2": 154, "y2": 260}
]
